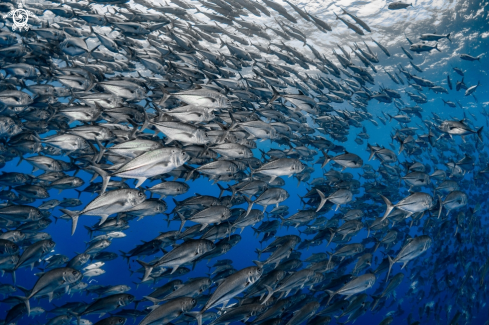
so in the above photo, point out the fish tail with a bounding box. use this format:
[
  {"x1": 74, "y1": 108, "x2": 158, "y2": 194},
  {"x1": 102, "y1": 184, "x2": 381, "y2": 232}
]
[
  {"x1": 386, "y1": 256, "x2": 394, "y2": 282},
  {"x1": 88, "y1": 164, "x2": 110, "y2": 194},
  {"x1": 187, "y1": 311, "x2": 203, "y2": 325},
  {"x1": 315, "y1": 189, "x2": 327, "y2": 212},
  {"x1": 136, "y1": 260, "x2": 154, "y2": 282},
  {"x1": 370, "y1": 295, "x2": 381, "y2": 310},
  {"x1": 177, "y1": 212, "x2": 186, "y2": 234},
  {"x1": 477, "y1": 126, "x2": 484, "y2": 142},
  {"x1": 325, "y1": 290, "x2": 335, "y2": 305},
  {"x1": 119, "y1": 250, "x2": 130, "y2": 264},
  {"x1": 437, "y1": 195, "x2": 443, "y2": 218},
  {"x1": 379, "y1": 194, "x2": 394, "y2": 221},
  {"x1": 84, "y1": 225, "x2": 94, "y2": 239},
  {"x1": 216, "y1": 183, "x2": 226, "y2": 199},
  {"x1": 261, "y1": 284, "x2": 274, "y2": 304},
  {"x1": 59, "y1": 209, "x2": 81, "y2": 236},
  {"x1": 321, "y1": 150, "x2": 331, "y2": 168},
  {"x1": 244, "y1": 196, "x2": 254, "y2": 217},
  {"x1": 15, "y1": 296, "x2": 30, "y2": 315},
  {"x1": 268, "y1": 85, "x2": 280, "y2": 105}
]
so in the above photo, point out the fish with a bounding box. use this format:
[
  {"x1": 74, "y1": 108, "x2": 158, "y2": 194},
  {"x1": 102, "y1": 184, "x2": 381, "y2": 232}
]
[
  {"x1": 388, "y1": 2, "x2": 413, "y2": 10},
  {"x1": 334, "y1": 13, "x2": 365, "y2": 35},
  {"x1": 410, "y1": 42, "x2": 441, "y2": 53},
  {"x1": 401, "y1": 46, "x2": 414, "y2": 60},
  {"x1": 460, "y1": 53, "x2": 482, "y2": 61},
  {"x1": 420, "y1": 33, "x2": 451, "y2": 42},
  {"x1": 340, "y1": 8, "x2": 371, "y2": 32}
]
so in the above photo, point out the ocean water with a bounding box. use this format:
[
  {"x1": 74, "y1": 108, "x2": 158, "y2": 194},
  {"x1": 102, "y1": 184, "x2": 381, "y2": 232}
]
[{"x1": 1, "y1": 0, "x2": 489, "y2": 324}]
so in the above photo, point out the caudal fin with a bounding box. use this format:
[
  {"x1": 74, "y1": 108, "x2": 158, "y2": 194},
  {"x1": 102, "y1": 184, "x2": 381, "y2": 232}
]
[
  {"x1": 244, "y1": 196, "x2": 254, "y2": 217},
  {"x1": 59, "y1": 209, "x2": 80, "y2": 236},
  {"x1": 325, "y1": 289, "x2": 335, "y2": 305},
  {"x1": 136, "y1": 260, "x2": 154, "y2": 283},
  {"x1": 187, "y1": 311, "x2": 203, "y2": 325},
  {"x1": 261, "y1": 284, "x2": 275, "y2": 304},
  {"x1": 370, "y1": 295, "x2": 381, "y2": 310},
  {"x1": 321, "y1": 150, "x2": 331, "y2": 168},
  {"x1": 16, "y1": 296, "x2": 30, "y2": 315},
  {"x1": 88, "y1": 165, "x2": 111, "y2": 194},
  {"x1": 437, "y1": 195, "x2": 443, "y2": 219},
  {"x1": 385, "y1": 256, "x2": 394, "y2": 282},
  {"x1": 379, "y1": 194, "x2": 394, "y2": 221},
  {"x1": 316, "y1": 189, "x2": 327, "y2": 212},
  {"x1": 477, "y1": 126, "x2": 484, "y2": 142},
  {"x1": 177, "y1": 212, "x2": 186, "y2": 234}
]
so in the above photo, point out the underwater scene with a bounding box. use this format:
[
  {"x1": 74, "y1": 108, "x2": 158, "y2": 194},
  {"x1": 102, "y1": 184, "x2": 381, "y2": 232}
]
[{"x1": 0, "y1": 0, "x2": 488, "y2": 324}]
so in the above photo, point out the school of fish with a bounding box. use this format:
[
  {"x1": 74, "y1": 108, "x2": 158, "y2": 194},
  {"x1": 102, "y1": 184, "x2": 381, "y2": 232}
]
[{"x1": 0, "y1": 0, "x2": 488, "y2": 324}]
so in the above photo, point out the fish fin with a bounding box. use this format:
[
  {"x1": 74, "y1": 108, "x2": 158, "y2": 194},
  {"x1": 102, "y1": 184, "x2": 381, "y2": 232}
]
[
  {"x1": 186, "y1": 311, "x2": 203, "y2": 325},
  {"x1": 244, "y1": 196, "x2": 254, "y2": 217},
  {"x1": 261, "y1": 284, "x2": 274, "y2": 304},
  {"x1": 134, "y1": 177, "x2": 147, "y2": 188},
  {"x1": 177, "y1": 212, "x2": 186, "y2": 234},
  {"x1": 98, "y1": 215, "x2": 109, "y2": 225},
  {"x1": 59, "y1": 209, "x2": 80, "y2": 236},
  {"x1": 253, "y1": 260, "x2": 264, "y2": 269},
  {"x1": 386, "y1": 255, "x2": 394, "y2": 282},
  {"x1": 379, "y1": 194, "x2": 394, "y2": 221},
  {"x1": 88, "y1": 165, "x2": 111, "y2": 194},
  {"x1": 316, "y1": 189, "x2": 327, "y2": 212},
  {"x1": 143, "y1": 295, "x2": 162, "y2": 305},
  {"x1": 325, "y1": 290, "x2": 335, "y2": 305},
  {"x1": 15, "y1": 296, "x2": 30, "y2": 315},
  {"x1": 437, "y1": 195, "x2": 443, "y2": 218},
  {"x1": 136, "y1": 260, "x2": 154, "y2": 283}
]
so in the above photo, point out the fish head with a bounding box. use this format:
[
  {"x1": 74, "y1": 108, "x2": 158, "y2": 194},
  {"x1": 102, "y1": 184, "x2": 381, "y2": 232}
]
[
  {"x1": 171, "y1": 148, "x2": 190, "y2": 166},
  {"x1": 249, "y1": 265, "x2": 263, "y2": 281},
  {"x1": 5, "y1": 255, "x2": 18, "y2": 266},
  {"x1": 281, "y1": 190, "x2": 290, "y2": 201},
  {"x1": 131, "y1": 190, "x2": 147, "y2": 206},
  {"x1": 292, "y1": 160, "x2": 306, "y2": 173},
  {"x1": 46, "y1": 240, "x2": 56, "y2": 250},
  {"x1": 423, "y1": 238, "x2": 432, "y2": 251},
  {"x1": 13, "y1": 231, "x2": 25, "y2": 242},
  {"x1": 222, "y1": 208, "x2": 232, "y2": 220},
  {"x1": 119, "y1": 294, "x2": 135, "y2": 306},
  {"x1": 29, "y1": 207, "x2": 42, "y2": 220},
  {"x1": 196, "y1": 129, "x2": 210, "y2": 144},
  {"x1": 120, "y1": 285, "x2": 131, "y2": 292},
  {"x1": 8, "y1": 122, "x2": 22, "y2": 138},
  {"x1": 183, "y1": 297, "x2": 198, "y2": 312},
  {"x1": 80, "y1": 253, "x2": 91, "y2": 264},
  {"x1": 20, "y1": 92, "x2": 34, "y2": 106},
  {"x1": 5, "y1": 241, "x2": 19, "y2": 255},
  {"x1": 72, "y1": 178, "x2": 85, "y2": 187},
  {"x1": 203, "y1": 240, "x2": 216, "y2": 253},
  {"x1": 64, "y1": 268, "x2": 82, "y2": 283}
]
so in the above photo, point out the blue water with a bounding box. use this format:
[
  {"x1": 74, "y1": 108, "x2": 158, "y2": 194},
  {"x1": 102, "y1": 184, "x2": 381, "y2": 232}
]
[{"x1": 1, "y1": 0, "x2": 489, "y2": 324}]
